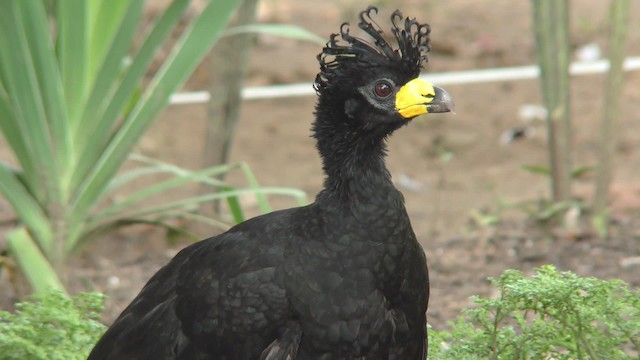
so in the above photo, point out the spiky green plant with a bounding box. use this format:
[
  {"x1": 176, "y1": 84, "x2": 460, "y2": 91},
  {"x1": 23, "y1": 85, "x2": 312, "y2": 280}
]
[{"x1": 0, "y1": 0, "x2": 307, "y2": 294}]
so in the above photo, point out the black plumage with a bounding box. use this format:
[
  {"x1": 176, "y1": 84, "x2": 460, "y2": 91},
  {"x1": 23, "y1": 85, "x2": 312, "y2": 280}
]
[{"x1": 88, "y1": 6, "x2": 453, "y2": 360}]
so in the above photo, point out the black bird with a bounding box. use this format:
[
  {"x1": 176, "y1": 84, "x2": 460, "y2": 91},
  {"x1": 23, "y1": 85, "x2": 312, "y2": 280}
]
[{"x1": 88, "y1": 6, "x2": 453, "y2": 360}]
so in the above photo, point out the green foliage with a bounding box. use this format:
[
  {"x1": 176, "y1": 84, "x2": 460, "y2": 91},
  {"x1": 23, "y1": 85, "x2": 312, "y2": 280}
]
[
  {"x1": 0, "y1": 291, "x2": 106, "y2": 360},
  {"x1": 429, "y1": 265, "x2": 640, "y2": 359},
  {"x1": 0, "y1": 0, "x2": 308, "y2": 294}
]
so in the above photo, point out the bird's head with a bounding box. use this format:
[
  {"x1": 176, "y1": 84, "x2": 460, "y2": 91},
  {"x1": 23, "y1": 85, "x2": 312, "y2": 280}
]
[{"x1": 314, "y1": 6, "x2": 454, "y2": 129}]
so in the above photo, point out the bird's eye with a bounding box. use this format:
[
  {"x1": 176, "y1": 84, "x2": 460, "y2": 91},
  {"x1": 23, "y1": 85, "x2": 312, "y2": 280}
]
[{"x1": 373, "y1": 81, "x2": 393, "y2": 98}]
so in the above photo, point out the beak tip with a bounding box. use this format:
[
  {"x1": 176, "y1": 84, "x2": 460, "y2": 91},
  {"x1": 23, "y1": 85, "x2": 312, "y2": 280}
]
[
  {"x1": 431, "y1": 85, "x2": 455, "y2": 114},
  {"x1": 447, "y1": 101, "x2": 456, "y2": 115}
]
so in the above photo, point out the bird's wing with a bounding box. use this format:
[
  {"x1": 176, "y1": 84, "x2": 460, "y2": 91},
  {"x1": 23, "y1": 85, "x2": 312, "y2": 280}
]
[
  {"x1": 89, "y1": 212, "x2": 295, "y2": 359},
  {"x1": 259, "y1": 322, "x2": 302, "y2": 360}
]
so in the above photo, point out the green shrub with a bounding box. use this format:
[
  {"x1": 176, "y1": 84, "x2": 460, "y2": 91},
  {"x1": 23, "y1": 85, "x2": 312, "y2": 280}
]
[
  {"x1": 429, "y1": 265, "x2": 640, "y2": 359},
  {"x1": 0, "y1": 291, "x2": 106, "y2": 360}
]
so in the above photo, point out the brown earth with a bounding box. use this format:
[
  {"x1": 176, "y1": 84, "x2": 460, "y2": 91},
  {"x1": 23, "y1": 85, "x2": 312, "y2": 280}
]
[{"x1": 2, "y1": 0, "x2": 640, "y2": 332}]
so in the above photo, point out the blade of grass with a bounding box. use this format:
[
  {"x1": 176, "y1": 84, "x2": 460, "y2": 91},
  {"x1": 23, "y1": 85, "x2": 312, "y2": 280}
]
[
  {"x1": 521, "y1": 164, "x2": 551, "y2": 176},
  {"x1": 109, "y1": 187, "x2": 307, "y2": 222},
  {"x1": 151, "y1": 210, "x2": 232, "y2": 231},
  {"x1": 106, "y1": 167, "x2": 172, "y2": 192},
  {"x1": 79, "y1": 218, "x2": 201, "y2": 247},
  {"x1": 81, "y1": 210, "x2": 236, "y2": 249},
  {"x1": 218, "y1": 185, "x2": 245, "y2": 223},
  {"x1": 240, "y1": 162, "x2": 273, "y2": 213},
  {"x1": 6, "y1": 228, "x2": 65, "y2": 294},
  {"x1": 223, "y1": 24, "x2": 325, "y2": 45},
  {"x1": 90, "y1": 162, "x2": 244, "y2": 225},
  {"x1": 128, "y1": 153, "x2": 234, "y2": 187},
  {"x1": 104, "y1": 160, "x2": 229, "y2": 195}
]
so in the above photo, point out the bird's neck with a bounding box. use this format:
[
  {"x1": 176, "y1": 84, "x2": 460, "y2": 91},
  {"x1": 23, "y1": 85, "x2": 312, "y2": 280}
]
[{"x1": 314, "y1": 115, "x2": 398, "y2": 203}]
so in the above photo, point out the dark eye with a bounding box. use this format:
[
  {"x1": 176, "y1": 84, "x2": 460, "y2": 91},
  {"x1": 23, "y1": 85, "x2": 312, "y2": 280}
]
[{"x1": 373, "y1": 81, "x2": 393, "y2": 98}]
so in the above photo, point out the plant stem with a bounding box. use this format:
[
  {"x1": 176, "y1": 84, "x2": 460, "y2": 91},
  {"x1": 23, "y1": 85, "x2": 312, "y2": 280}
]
[
  {"x1": 592, "y1": 0, "x2": 631, "y2": 216},
  {"x1": 531, "y1": 0, "x2": 572, "y2": 202}
]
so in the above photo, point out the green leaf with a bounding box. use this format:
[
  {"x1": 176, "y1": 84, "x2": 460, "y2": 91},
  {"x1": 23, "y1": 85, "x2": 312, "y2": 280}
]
[
  {"x1": 239, "y1": 162, "x2": 275, "y2": 213},
  {"x1": 224, "y1": 24, "x2": 325, "y2": 45},
  {"x1": 571, "y1": 165, "x2": 594, "y2": 179},
  {"x1": 0, "y1": 163, "x2": 53, "y2": 253},
  {"x1": 0, "y1": 0, "x2": 64, "y2": 200},
  {"x1": 6, "y1": 228, "x2": 65, "y2": 294},
  {"x1": 521, "y1": 164, "x2": 551, "y2": 176},
  {"x1": 222, "y1": 185, "x2": 246, "y2": 224},
  {"x1": 88, "y1": 161, "x2": 242, "y2": 228},
  {"x1": 115, "y1": 187, "x2": 306, "y2": 221},
  {"x1": 56, "y1": 0, "x2": 89, "y2": 127},
  {"x1": 0, "y1": 86, "x2": 38, "y2": 191},
  {"x1": 87, "y1": 0, "x2": 132, "y2": 90}
]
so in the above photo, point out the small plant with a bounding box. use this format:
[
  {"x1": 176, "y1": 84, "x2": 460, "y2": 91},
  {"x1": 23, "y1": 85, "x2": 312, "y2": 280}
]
[
  {"x1": 429, "y1": 265, "x2": 640, "y2": 359},
  {"x1": 0, "y1": 291, "x2": 106, "y2": 360}
]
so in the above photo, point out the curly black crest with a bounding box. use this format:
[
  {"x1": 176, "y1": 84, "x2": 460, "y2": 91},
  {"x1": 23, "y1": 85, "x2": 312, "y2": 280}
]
[{"x1": 314, "y1": 6, "x2": 431, "y2": 93}]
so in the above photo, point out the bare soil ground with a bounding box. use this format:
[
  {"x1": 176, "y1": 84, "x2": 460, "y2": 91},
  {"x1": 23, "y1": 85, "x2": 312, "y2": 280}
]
[{"x1": 2, "y1": 0, "x2": 640, "y2": 331}]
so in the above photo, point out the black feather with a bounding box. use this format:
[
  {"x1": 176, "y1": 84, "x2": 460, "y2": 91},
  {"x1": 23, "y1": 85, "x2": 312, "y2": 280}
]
[{"x1": 315, "y1": 6, "x2": 431, "y2": 93}]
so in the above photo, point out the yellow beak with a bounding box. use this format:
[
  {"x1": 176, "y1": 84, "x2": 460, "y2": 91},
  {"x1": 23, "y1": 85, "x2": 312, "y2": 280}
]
[{"x1": 395, "y1": 78, "x2": 455, "y2": 119}]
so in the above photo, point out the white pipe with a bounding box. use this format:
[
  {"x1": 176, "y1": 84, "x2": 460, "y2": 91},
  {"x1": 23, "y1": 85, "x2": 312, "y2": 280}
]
[{"x1": 169, "y1": 56, "x2": 640, "y2": 105}]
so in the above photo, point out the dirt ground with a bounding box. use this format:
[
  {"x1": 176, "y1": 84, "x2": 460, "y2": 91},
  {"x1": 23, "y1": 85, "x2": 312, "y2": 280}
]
[{"x1": 2, "y1": 0, "x2": 640, "y2": 332}]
